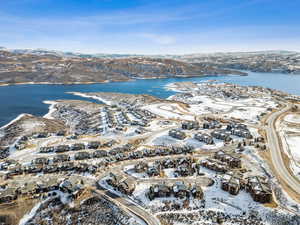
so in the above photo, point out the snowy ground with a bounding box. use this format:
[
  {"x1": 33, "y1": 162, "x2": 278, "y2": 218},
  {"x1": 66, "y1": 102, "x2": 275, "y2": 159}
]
[
  {"x1": 142, "y1": 103, "x2": 194, "y2": 121},
  {"x1": 225, "y1": 107, "x2": 264, "y2": 124},
  {"x1": 279, "y1": 115, "x2": 300, "y2": 178},
  {"x1": 284, "y1": 114, "x2": 300, "y2": 124},
  {"x1": 185, "y1": 138, "x2": 224, "y2": 150}
]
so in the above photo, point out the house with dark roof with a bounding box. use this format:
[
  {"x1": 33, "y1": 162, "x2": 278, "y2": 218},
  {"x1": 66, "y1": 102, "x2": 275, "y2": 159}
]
[
  {"x1": 246, "y1": 176, "x2": 272, "y2": 203},
  {"x1": 221, "y1": 172, "x2": 243, "y2": 195}
]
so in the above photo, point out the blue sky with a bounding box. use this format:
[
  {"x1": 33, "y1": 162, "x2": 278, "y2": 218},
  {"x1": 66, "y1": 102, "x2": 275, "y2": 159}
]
[{"x1": 0, "y1": 0, "x2": 299, "y2": 54}]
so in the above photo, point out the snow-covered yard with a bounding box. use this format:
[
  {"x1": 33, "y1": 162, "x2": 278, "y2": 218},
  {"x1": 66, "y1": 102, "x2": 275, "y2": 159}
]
[{"x1": 284, "y1": 114, "x2": 300, "y2": 124}]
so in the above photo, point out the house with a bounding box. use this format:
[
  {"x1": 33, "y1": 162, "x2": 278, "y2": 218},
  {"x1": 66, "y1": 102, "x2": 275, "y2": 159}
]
[
  {"x1": 231, "y1": 128, "x2": 253, "y2": 139},
  {"x1": 171, "y1": 146, "x2": 183, "y2": 154},
  {"x1": 177, "y1": 157, "x2": 193, "y2": 166},
  {"x1": 148, "y1": 183, "x2": 171, "y2": 200},
  {"x1": 143, "y1": 149, "x2": 157, "y2": 157},
  {"x1": 172, "y1": 181, "x2": 189, "y2": 198},
  {"x1": 174, "y1": 165, "x2": 195, "y2": 177},
  {"x1": 24, "y1": 165, "x2": 43, "y2": 174},
  {"x1": 117, "y1": 176, "x2": 136, "y2": 195},
  {"x1": 211, "y1": 130, "x2": 232, "y2": 142},
  {"x1": 39, "y1": 146, "x2": 55, "y2": 153},
  {"x1": 74, "y1": 152, "x2": 90, "y2": 160},
  {"x1": 92, "y1": 150, "x2": 108, "y2": 158},
  {"x1": 134, "y1": 161, "x2": 148, "y2": 173},
  {"x1": 221, "y1": 172, "x2": 243, "y2": 195},
  {"x1": 0, "y1": 188, "x2": 17, "y2": 204},
  {"x1": 227, "y1": 123, "x2": 253, "y2": 139},
  {"x1": 55, "y1": 145, "x2": 70, "y2": 153},
  {"x1": 32, "y1": 157, "x2": 49, "y2": 165},
  {"x1": 194, "y1": 133, "x2": 214, "y2": 145},
  {"x1": 147, "y1": 166, "x2": 160, "y2": 177},
  {"x1": 43, "y1": 164, "x2": 58, "y2": 173},
  {"x1": 191, "y1": 184, "x2": 204, "y2": 199},
  {"x1": 0, "y1": 146, "x2": 9, "y2": 159},
  {"x1": 70, "y1": 143, "x2": 85, "y2": 151},
  {"x1": 159, "y1": 148, "x2": 171, "y2": 156},
  {"x1": 59, "y1": 162, "x2": 75, "y2": 171},
  {"x1": 182, "y1": 145, "x2": 194, "y2": 153},
  {"x1": 162, "y1": 158, "x2": 177, "y2": 168},
  {"x1": 201, "y1": 159, "x2": 228, "y2": 173},
  {"x1": 7, "y1": 165, "x2": 23, "y2": 176},
  {"x1": 53, "y1": 154, "x2": 70, "y2": 163},
  {"x1": 129, "y1": 151, "x2": 143, "y2": 159},
  {"x1": 107, "y1": 173, "x2": 136, "y2": 195},
  {"x1": 246, "y1": 176, "x2": 272, "y2": 203},
  {"x1": 214, "y1": 151, "x2": 242, "y2": 168},
  {"x1": 227, "y1": 123, "x2": 248, "y2": 131},
  {"x1": 182, "y1": 121, "x2": 199, "y2": 130},
  {"x1": 115, "y1": 153, "x2": 128, "y2": 161},
  {"x1": 76, "y1": 163, "x2": 91, "y2": 173},
  {"x1": 87, "y1": 141, "x2": 101, "y2": 149},
  {"x1": 203, "y1": 120, "x2": 221, "y2": 129},
  {"x1": 169, "y1": 129, "x2": 186, "y2": 140},
  {"x1": 59, "y1": 177, "x2": 83, "y2": 196}
]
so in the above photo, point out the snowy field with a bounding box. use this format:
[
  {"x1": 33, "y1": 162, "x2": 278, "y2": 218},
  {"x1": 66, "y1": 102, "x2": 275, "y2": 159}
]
[
  {"x1": 285, "y1": 135, "x2": 300, "y2": 162},
  {"x1": 225, "y1": 107, "x2": 265, "y2": 123},
  {"x1": 284, "y1": 114, "x2": 300, "y2": 124},
  {"x1": 142, "y1": 103, "x2": 194, "y2": 121}
]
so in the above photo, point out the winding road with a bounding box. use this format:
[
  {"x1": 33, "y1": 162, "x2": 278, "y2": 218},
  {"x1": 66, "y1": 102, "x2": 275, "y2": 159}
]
[{"x1": 266, "y1": 104, "x2": 300, "y2": 196}]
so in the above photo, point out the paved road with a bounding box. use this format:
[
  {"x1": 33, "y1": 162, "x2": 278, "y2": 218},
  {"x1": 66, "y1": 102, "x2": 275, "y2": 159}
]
[
  {"x1": 266, "y1": 104, "x2": 300, "y2": 196},
  {"x1": 94, "y1": 184, "x2": 160, "y2": 225}
]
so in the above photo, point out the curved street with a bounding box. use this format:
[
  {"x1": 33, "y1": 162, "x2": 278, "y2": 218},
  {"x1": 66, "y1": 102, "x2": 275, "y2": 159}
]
[{"x1": 265, "y1": 104, "x2": 300, "y2": 197}]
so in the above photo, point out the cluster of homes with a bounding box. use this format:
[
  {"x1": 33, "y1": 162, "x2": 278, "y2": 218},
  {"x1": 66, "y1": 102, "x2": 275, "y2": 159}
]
[
  {"x1": 13, "y1": 131, "x2": 67, "y2": 151},
  {"x1": 211, "y1": 129, "x2": 233, "y2": 142},
  {"x1": 2, "y1": 144, "x2": 196, "y2": 180},
  {"x1": 54, "y1": 103, "x2": 156, "y2": 135},
  {"x1": 134, "y1": 157, "x2": 201, "y2": 177},
  {"x1": 203, "y1": 119, "x2": 222, "y2": 129},
  {"x1": 199, "y1": 121, "x2": 253, "y2": 143},
  {"x1": 147, "y1": 181, "x2": 203, "y2": 200},
  {"x1": 3, "y1": 160, "x2": 98, "y2": 178},
  {"x1": 182, "y1": 121, "x2": 199, "y2": 130},
  {"x1": 39, "y1": 141, "x2": 101, "y2": 153},
  {"x1": 131, "y1": 145, "x2": 194, "y2": 159},
  {"x1": 221, "y1": 172, "x2": 272, "y2": 203},
  {"x1": 0, "y1": 176, "x2": 84, "y2": 204},
  {"x1": 194, "y1": 132, "x2": 214, "y2": 145},
  {"x1": 169, "y1": 129, "x2": 186, "y2": 140},
  {"x1": 106, "y1": 173, "x2": 136, "y2": 195},
  {"x1": 201, "y1": 151, "x2": 242, "y2": 173},
  {"x1": 226, "y1": 123, "x2": 253, "y2": 139},
  {"x1": 94, "y1": 107, "x2": 155, "y2": 134}
]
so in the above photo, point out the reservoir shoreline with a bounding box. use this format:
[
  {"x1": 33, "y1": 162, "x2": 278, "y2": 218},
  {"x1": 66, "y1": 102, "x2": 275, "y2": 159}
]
[{"x1": 0, "y1": 71, "x2": 300, "y2": 128}]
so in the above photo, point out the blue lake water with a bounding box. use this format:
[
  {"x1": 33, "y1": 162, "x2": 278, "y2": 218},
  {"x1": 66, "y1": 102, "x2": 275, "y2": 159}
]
[{"x1": 0, "y1": 71, "x2": 300, "y2": 127}]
